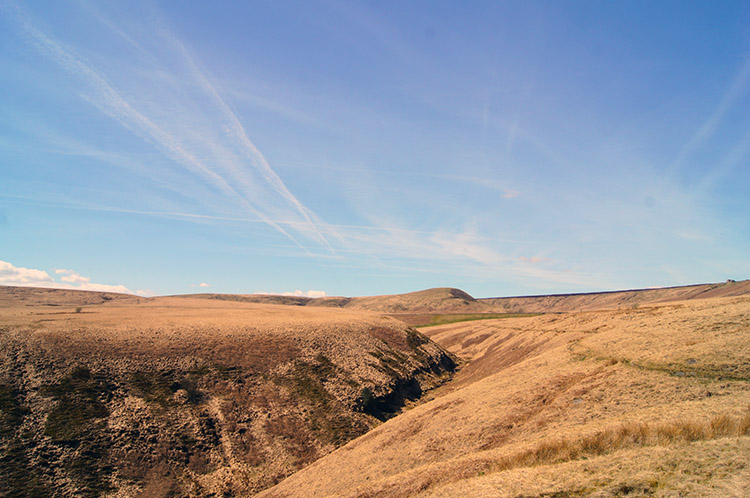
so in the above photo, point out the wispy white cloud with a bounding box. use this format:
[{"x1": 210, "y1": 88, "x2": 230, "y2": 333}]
[
  {"x1": 670, "y1": 56, "x2": 750, "y2": 174},
  {"x1": 697, "y1": 126, "x2": 750, "y2": 191},
  {"x1": 74, "y1": 282, "x2": 132, "y2": 293},
  {"x1": 1, "y1": 260, "x2": 133, "y2": 294},
  {"x1": 518, "y1": 256, "x2": 551, "y2": 264},
  {"x1": 429, "y1": 229, "x2": 507, "y2": 267},
  {"x1": 0, "y1": 260, "x2": 55, "y2": 286},
  {"x1": 254, "y1": 289, "x2": 327, "y2": 298},
  {"x1": 154, "y1": 24, "x2": 335, "y2": 252},
  {"x1": 325, "y1": 217, "x2": 615, "y2": 291},
  {"x1": 5, "y1": 2, "x2": 333, "y2": 254},
  {"x1": 428, "y1": 174, "x2": 520, "y2": 200},
  {"x1": 55, "y1": 268, "x2": 91, "y2": 284}
]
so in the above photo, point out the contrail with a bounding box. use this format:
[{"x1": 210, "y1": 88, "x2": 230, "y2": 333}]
[
  {"x1": 156, "y1": 25, "x2": 336, "y2": 253},
  {"x1": 4, "y1": 2, "x2": 323, "y2": 255},
  {"x1": 670, "y1": 56, "x2": 750, "y2": 174}
]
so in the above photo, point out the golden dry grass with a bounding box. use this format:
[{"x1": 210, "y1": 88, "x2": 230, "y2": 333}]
[
  {"x1": 259, "y1": 295, "x2": 750, "y2": 498},
  {"x1": 3, "y1": 285, "x2": 749, "y2": 496},
  {"x1": 420, "y1": 436, "x2": 750, "y2": 497},
  {"x1": 490, "y1": 409, "x2": 750, "y2": 472}
]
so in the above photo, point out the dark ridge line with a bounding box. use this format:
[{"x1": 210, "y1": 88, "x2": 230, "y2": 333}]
[
  {"x1": 4, "y1": 279, "x2": 747, "y2": 303},
  {"x1": 476, "y1": 280, "x2": 746, "y2": 301}
]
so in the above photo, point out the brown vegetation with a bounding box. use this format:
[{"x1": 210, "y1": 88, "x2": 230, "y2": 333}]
[
  {"x1": 175, "y1": 280, "x2": 750, "y2": 317},
  {"x1": 260, "y1": 294, "x2": 750, "y2": 497},
  {"x1": 479, "y1": 279, "x2": 750, "y2": 313},
  {"x1": 0, "y1": 288, "x2": 455, "y2": 496},
  {"x1": 2, "y1": 283, "x2": 750, "y2": 497}
]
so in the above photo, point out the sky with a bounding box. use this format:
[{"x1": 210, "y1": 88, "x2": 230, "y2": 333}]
[{"x1": 1, "y1": 0, "x2": 749, "y2": 299}]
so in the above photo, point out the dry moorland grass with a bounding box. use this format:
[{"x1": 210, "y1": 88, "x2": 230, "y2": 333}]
[
  {"x1": 0, "y1": 289, "x2": 456, "y2": 496},
  {"x1": 260, "y1": 295, "x2": 750, "y2": 498},
  {"x1": 309, "y1": 287, "x2": 487, "y2": 313},
  {"x1": 3, "y1": 285, "x2": 749, "y2": 496},
  {"x1": 479, "y1": 279, "x2": 750, "y2": 313},
  {"x1": 419, "y1": 436, "x2": 750, "y2": 497}
]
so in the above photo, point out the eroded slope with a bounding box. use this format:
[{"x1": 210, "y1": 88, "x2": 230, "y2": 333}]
[{"x1": 0, "y1": 294, "x2": 455, "y2": 496}]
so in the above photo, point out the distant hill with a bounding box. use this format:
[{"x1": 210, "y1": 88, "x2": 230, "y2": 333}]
[
  {"x1": 6, "y1": 280, "x2": 750, "y2": 315},
  {"x1": 0, "y1": 285, "x2": 140, "y2": 307},
  {"x1": 307, "y1": 287, "x2": 484, "y2": 313},
  {"x1": 175, "y1": 292, "x2": 312, "y2": 306},
  {"x1": 173, "y1": 280, "x2": 750, "y2": 315},
  {"x1": 176, "y1": 287, "x2": 484, "y2": 313}
]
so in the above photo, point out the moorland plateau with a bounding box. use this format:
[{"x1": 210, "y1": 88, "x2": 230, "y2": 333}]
[{"x1": 0, "y1": 280, "x2": 748, "y2": 496}]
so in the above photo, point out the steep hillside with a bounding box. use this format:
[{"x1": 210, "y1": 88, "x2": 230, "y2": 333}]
[
  {"x1": 0, "y1": 291, "x2": 456, "y2": 496},
  {"x1": 260, "y1": 295, "x2": 750, "y2": 497}
]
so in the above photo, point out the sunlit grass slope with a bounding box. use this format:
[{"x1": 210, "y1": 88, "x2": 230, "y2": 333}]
[{"x1": 260, "y1": 295, "x2": 750, "y2": 497}]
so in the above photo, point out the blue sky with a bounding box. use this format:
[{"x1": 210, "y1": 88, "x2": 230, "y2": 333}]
[{"x1": 1, "y1": 0, "x2": 749, "y2": 298}]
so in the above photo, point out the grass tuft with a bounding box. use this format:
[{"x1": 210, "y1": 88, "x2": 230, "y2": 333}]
[{"x1": 489, "y1": 409, "x2": 750, "y2": 476}]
